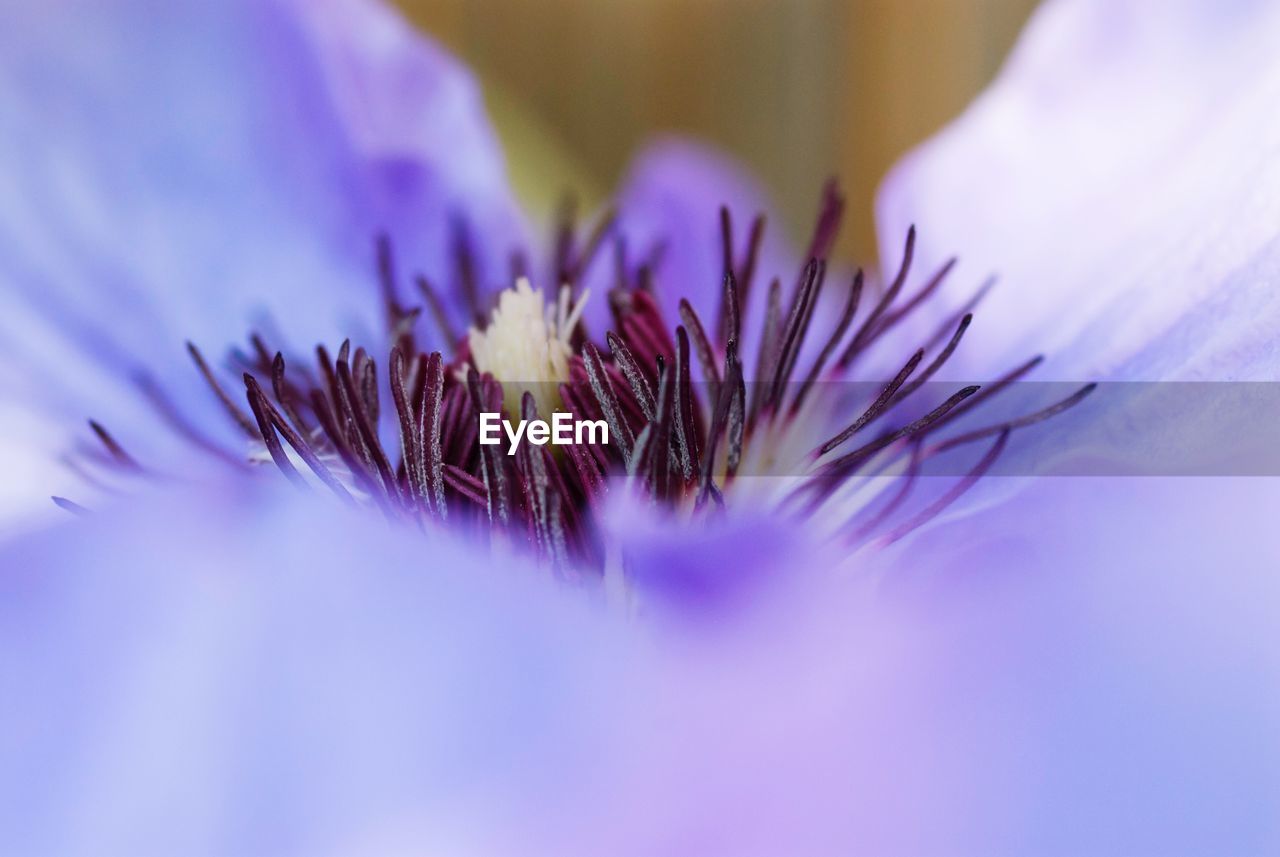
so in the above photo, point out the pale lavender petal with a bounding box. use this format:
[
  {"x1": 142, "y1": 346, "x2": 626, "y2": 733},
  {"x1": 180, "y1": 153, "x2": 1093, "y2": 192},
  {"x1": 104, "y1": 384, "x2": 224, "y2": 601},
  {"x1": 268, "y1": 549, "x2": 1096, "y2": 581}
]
[
  {"x1": 861, "y1": 473, "x2": 1280, "y2": 854},
  {"x1": 0, "y1": 482, "x2": 629, "y2": 855},
  {"x1": 5, "y1": 475, "x2": 1275, "y2": 854},
  {"x1": 0, "y1": 0, "x2": 526, "y2": 520},
  {"x1": 877, "y1": 0, "x2": 1280, "y2": 382},
  {"x1": 584, "y1": 137, "x2": 798, "y2": 366}
]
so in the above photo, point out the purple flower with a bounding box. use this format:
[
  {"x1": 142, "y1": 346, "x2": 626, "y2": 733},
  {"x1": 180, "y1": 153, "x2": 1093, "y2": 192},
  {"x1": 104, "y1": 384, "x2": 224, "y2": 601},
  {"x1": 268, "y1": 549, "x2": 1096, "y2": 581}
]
[{"x1": 1, "y1": 0, "x2": 1278, "y2": 854}]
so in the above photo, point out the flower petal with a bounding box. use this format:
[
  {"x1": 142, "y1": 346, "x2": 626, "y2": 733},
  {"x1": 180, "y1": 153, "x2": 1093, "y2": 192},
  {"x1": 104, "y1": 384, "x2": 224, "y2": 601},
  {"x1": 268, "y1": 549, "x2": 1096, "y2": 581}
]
[
  {"x1": 5, "y1": 474, "x2": 1275, "y2": 854},
  {"x1": 288, "y1": 0, "x2": 530, "y2": 317},
  {"x1": 0, "y1": 482, "x2": 629, "y2": 855},
  {"x1": 598, "y1": 485, "x2": 839, "y2": 619},
  {"x1": 0, "y1": 0, "x2": 526, "y2": 520},
  {"x1": 877, "y1": 0, "x2": 1280, "y2": 381},
  {"x1": 585, "y1": 137, "x2": 799, "y2": 366},
  {"x1": 862, "y1": 473, "x2": 1280, "y2": 854}
]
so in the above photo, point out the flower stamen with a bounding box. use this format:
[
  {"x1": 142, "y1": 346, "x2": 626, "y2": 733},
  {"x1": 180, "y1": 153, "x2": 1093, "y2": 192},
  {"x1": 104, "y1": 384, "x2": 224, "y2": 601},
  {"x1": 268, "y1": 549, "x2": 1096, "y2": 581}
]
[{"x1": 64, "y1": 182, "x2": 1096, "y2": 573}]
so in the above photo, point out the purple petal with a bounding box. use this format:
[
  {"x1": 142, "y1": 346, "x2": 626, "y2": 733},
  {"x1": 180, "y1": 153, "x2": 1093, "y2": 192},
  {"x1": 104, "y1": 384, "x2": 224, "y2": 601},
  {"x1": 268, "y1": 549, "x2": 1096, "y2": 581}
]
[
  {"x1": 5, "y1": 475, "x2": 1276, "y2": 853},
  {"x1": 0, "y1": 482, "x2": 626, "y2": 854},
  {"x1": 598, "y1": 486, "x2": 836, "y2": 619},
  {"x1": 584, "y1": 137, "x2": 797, "y2": 364},
  {"x1": 877, "y1": 0, "x2": 1280, "y2": 382},
  {"x1": 862, "y1": 473, "x2": 1280, "y2": 854},
  {"x1": 0, "y1": 0, "x2": 526, "y2": 520},
  {"x1": 289, "y1": 0, "x2": 530, "y2": 315}
]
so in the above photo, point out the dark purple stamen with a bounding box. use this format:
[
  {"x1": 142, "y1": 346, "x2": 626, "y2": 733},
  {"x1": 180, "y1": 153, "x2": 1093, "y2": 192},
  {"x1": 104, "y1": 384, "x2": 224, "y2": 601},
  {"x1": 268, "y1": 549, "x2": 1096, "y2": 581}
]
[
  {"x1": 88, "y1": 419, "x2": 141, "y2": 471},
  {"x1": 837, "y1": 225, "x2": 915, "y2": 369},
  {"x1": 64, "y1": 180, "x2": 1094, "y2": 570},
  {"x1": 789, "y1": 269, "x2": 863, "y2": 416},
  {"x1": 877, "y1": 429, "x2": 1010, "y2": 547}
]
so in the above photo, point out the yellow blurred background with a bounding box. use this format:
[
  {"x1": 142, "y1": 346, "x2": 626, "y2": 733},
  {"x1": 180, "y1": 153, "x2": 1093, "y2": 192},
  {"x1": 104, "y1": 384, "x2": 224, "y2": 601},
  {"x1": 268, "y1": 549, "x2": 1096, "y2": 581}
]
[{"x1": 399, "y1": 0, "x2": 1039, "y2": 262}]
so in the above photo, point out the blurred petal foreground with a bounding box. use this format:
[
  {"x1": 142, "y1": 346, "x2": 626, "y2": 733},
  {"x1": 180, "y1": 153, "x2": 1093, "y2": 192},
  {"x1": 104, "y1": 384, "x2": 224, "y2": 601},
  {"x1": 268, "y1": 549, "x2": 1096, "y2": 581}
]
[{"x1": 1, "y1": 1, "x2": 1279, "y2": 856}]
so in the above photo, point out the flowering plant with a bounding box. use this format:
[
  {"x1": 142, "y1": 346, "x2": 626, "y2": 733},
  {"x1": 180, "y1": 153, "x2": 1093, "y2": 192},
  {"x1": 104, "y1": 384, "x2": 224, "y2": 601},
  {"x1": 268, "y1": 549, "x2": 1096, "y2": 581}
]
[{"x1": 0, "y1": 1, "x2": 1276, "y2": 854}]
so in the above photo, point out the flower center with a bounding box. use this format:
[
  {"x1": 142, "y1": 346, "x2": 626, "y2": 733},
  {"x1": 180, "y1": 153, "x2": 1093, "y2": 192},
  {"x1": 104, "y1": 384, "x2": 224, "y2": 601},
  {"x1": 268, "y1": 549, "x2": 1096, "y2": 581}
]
[
  {"x1": 65, "y1": 185, "x2": 1094, "y2": 571},
  {"x1": 466, "y1": 278, "x2": 586, "y2": 416}
]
